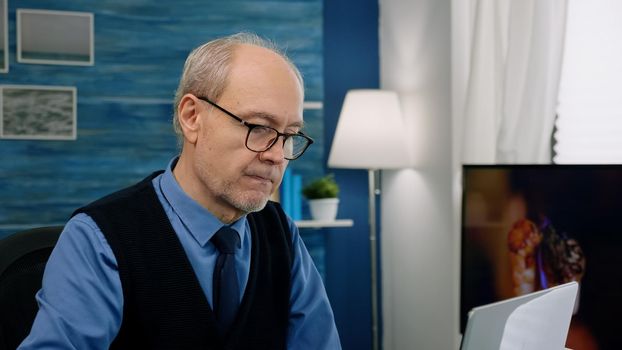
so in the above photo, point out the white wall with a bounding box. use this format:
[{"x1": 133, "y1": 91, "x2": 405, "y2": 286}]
[{"x1": 379, "y1": 0, "x2": 457, "y2": 349}]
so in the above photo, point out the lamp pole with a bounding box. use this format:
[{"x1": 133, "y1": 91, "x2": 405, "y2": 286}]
[{"x1": 369, "y1": 169, "x2": 379, "y2": 350}]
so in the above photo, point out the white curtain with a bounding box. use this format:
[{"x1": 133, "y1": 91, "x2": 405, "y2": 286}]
[{"x1": 459, "y1": 0, "x2": 568, "y2": 164}]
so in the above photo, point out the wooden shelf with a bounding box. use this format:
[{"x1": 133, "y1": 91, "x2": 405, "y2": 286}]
[{"x1": 295, "y1": 219, "x2": 354, "y2": 229}]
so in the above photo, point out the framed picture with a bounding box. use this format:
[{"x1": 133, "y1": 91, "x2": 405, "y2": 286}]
[
  {"x1": 0, "y1": 85, "x2": 77, "y2": 140},
  {"x1": 0, "y1": 0, "x2": 7, "y2": 73},
  {"x1": 17, "y1": 9, "x2": 93, "y2": 66}
]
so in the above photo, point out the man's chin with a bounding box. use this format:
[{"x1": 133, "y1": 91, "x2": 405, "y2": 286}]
[{"x1": 232, "y1": 194, "x2": 270, "y2": 213}]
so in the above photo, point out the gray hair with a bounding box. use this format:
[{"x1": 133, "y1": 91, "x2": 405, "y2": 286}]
[{"x1": 172, "y1": 32, "x2": 304, "y2": 144}]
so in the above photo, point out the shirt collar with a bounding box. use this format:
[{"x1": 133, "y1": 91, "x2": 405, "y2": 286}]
[{"x1": 157, "y1": 157, "x2": 246, "y2": 247}]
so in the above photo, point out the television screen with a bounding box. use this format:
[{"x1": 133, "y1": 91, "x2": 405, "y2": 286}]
[{"x1": 461, "y1": 165, "x2": 622, "y2": 350}]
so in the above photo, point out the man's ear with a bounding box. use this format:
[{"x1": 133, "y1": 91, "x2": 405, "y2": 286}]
[{"x1": 177, "y1": 94, "x2": 201, "y2": 144}]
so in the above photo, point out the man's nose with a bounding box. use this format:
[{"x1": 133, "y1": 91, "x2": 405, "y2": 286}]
[{"x1": 258, "y1": 137, "x2": 286, "y2": 164}]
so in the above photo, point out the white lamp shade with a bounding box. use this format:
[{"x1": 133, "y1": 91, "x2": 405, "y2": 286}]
[{"x1": 328, "y1": 89, "x2": 411, "y2": 169}]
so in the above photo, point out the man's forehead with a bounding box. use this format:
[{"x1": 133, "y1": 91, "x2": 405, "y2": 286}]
[{"x1": 222, "y1": 44, "x2": 304, "y2": 127}]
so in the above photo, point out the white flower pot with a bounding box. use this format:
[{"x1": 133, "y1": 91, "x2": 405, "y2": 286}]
[{"x1": 308, "y1": 198, "x2": 339, "y2": 221}]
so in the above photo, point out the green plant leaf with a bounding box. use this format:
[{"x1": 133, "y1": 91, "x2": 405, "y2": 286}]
[{"x1": 302, "y1": 174, "x2": 339, "y2": 199}]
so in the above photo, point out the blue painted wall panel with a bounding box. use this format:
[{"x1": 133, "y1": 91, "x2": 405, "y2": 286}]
[
  {"x1": 0, "y1": 0, "x2": 351, "y2": 341},
  {"x1": 1, "y1": 0, "x2": 324, "y2": 237}
]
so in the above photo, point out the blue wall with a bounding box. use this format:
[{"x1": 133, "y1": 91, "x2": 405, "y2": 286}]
[
  {"x1": 0, "y1": 0, "x2": 380, "y2": 348},
  {"x1": 0, "y1": 0, "x2": 324, "y2": 237},
  {"x1": 324, "y1": 0, "x2": 380, "y2": 349},
  {"x1": 0, "y1": 0, "x2": 329, "y2": 331}
]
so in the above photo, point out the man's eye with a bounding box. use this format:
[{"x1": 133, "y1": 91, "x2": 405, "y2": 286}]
[{"x1": 251, "y1": 126, "x2": 274, "y2": 136}]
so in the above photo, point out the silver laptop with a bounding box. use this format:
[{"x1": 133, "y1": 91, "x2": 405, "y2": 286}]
[{"x1": 460, "y1": 281, "x2": 578, "y2": 350}]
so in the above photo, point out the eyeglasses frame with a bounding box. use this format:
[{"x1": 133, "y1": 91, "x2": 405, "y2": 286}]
[{"x1": 195, "y1": 95, "x2": 314, "y2": 160}]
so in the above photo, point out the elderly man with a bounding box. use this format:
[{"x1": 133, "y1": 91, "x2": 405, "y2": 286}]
[{"x1": 19, "y1": 33, "x2": 341, "y2": 350}]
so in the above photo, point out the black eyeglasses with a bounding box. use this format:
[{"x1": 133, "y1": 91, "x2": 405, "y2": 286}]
[{"x1": 196, "y1": 96, "x2": 314, "y2": 160}]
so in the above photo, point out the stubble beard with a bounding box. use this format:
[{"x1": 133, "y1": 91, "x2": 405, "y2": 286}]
[
  {"x1": 200, "y1": 168, "x2": 271, "y2": 214},
  {"x1": 220, "y1": 179, "x2": 270, "y2": 213},
  {"x1": 194, "y1": 156, "x2": 272, "y2": 215}
]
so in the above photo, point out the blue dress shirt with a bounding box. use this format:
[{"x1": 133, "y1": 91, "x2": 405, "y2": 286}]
[{"x1": 19, "y1": 159, "x2": 341, "y2": 349}]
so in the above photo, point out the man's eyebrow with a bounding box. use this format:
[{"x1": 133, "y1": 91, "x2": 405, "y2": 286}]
[
  {"x1": 243, "y1": 111, "x2": 305, "y2": 129},
  {"x1": 289, "y1": 120, "x2": 305, "y2": 129}
]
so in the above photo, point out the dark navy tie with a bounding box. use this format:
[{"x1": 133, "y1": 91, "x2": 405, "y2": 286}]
[{"x1": 211, "y1": 226, "x2": 241, "y2": 335}]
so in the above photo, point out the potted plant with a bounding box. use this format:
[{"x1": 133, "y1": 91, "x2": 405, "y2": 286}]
[{"x1": 302, "y1": 174, "x2": 340, "y2": 221}]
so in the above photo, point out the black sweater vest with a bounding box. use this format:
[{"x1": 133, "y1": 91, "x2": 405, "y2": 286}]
[{"x1": 74, "y1": 171, "x2": 293, "y2": 349}]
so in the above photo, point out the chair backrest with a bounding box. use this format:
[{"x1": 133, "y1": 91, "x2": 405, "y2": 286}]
[{"x1": 0, "y1": 226, "x2": 63, "y2": 350}]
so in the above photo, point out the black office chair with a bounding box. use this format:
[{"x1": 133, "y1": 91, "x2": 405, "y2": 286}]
[{"x1": 0, "y1": 226, "x2": 63, "y2": 350}]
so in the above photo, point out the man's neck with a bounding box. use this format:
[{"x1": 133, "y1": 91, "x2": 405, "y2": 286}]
[{"x1": 172, "y1": 154, "x2": 244, "y2": 224}]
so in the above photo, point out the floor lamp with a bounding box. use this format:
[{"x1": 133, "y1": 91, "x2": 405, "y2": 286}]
[{"x1": 328, "y1": 90, "x2": 411, "y2": 350}]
